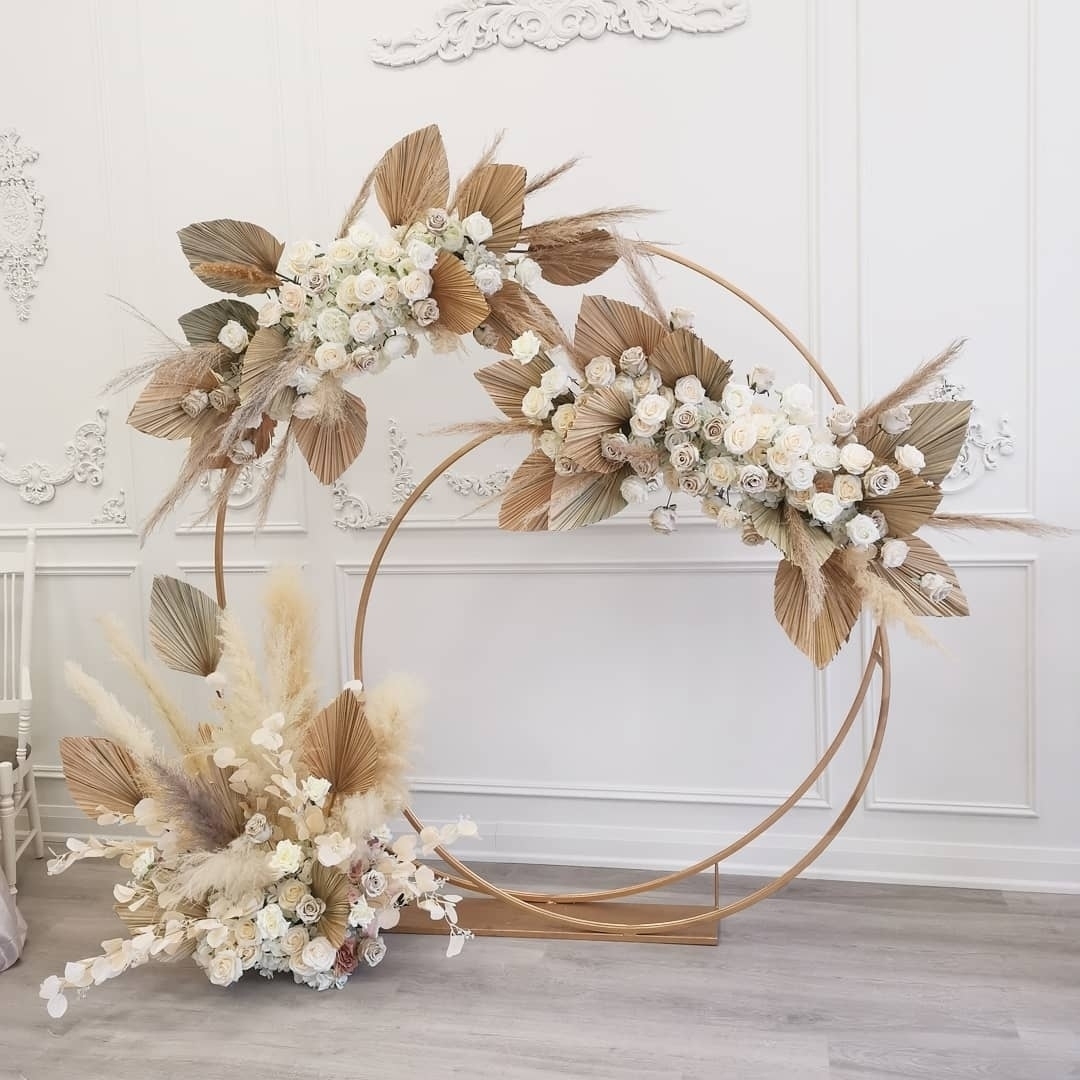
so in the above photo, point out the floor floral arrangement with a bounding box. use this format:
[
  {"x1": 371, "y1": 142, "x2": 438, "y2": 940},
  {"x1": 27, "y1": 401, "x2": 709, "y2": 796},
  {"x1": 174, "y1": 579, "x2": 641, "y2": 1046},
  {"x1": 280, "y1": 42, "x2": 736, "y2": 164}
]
[{"x1": 40, "y1": 570, "x2": 473, "y2": 1017}]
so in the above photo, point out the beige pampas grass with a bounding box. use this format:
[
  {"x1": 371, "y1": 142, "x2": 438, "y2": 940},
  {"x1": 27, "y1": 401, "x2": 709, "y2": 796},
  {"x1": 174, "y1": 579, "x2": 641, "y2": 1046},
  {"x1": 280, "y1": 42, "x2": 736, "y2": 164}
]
[
  {"x1": 65, "y1": 661, "x2": 159, "y2": 761},
  {"x1": 160, "y1": 844, "x2": 280, "y2": 906},
  {"x1": 262, "y1": 567, "x2": 319, "y2": 731},
  {"x1": 840, "y1": 548, "x2": 938, "y2": 646}
]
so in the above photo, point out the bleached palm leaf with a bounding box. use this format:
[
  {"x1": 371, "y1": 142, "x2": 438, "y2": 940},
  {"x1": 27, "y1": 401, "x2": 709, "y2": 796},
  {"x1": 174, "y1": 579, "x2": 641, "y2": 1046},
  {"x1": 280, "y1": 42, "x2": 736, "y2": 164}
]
[
  {"x1": 498, "y1": 449, "x2": 556, "y2": 531},
  {"x1": 177, "y1": 219, "x2": 284, "y2": 296},
  {"x1": 311, "y1": 863, "x2": 352, "y2": 950},
  {"x1": 869, "y1": 536, "x2": 969, "y2": 617},
  {"x1": 869, "y1": 470, "x2": 944, "y2": 536},
  {"x1": 430, "y1": 251, "x2": 489, "y2": 335},
  {"x1": 149, "y1": 575, "x2": 222, "y2": 676},
  {"x1": 561, "y1": 385, "x2": 632, "y2": 474},
  {"x1": 239, "y1": 326, "x2": 287, "y2": 404},
  {"x1": 529, "y1": 228, "x2": 619, "y2": 286},
  {"x1": 127, "y1": 365, "x2": 220, "y2": 441},
  {"x1": 865, "y1": 400, "x2": 973, "y2": 486},
  {"x1": 572, "y1": 295, "x2": 668, "y2": 375},
  {"x1": 484, "y1": 280, "x2": 569, "y2": 353},
  {"x1": 373, "y1": 125, "x2": 450, "y2": 228},
  {"x1": 59, "y1": 736, "x2": 144, "y2": 819},
  {"x1": 302, "y1": 689, "x2": 381, "y2": 801},
  {"x1": 475, "y1": 355, "x2": 552, "y2": 419},
  {"x1": 746, "y1": 502, "x2": 835, "y2": 567},
  {"x1": 178, "y1": 300, "x2": 259, "y2": 346},
  {"x1": 453, "y1": 163, "x2": 526, "y2": 255},
  {"x1": 547, "y1": 468, "x2": 629, "y2": 531},
  {"x1": 649, "y1": 328, "x2": 733, "y2": 401},
  {"x1": 774, "y1": 554, "x2": 863, "y2": 668},
  {"x1": 293, "y1": 391, "x2": 367, "y2": 484}
]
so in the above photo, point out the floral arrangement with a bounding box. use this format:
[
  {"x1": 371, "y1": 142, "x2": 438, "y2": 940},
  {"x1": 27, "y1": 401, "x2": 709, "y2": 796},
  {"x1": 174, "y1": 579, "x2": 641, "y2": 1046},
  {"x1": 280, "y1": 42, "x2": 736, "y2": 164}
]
[
  {"x1": 117, "y1": 125, "x2": 640, "y2": 535},
  {"x1": 476, "y1": 295, "x2": 1040, "y2": 666},
  {"x1": 39, "y1": 570, "x2": 471, "y2": 1016}
]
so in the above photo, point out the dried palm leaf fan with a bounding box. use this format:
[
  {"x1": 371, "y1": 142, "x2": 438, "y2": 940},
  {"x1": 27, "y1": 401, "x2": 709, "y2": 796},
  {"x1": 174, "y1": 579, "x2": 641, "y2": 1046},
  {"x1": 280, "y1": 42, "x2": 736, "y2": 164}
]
[{"x1": 148, "y1": 575, "x2": 222, "y2": 677}]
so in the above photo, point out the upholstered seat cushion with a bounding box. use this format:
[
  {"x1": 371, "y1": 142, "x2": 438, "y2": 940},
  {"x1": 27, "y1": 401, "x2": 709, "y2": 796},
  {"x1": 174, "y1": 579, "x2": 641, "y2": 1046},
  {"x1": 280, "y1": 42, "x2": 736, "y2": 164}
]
[{"x1": 0, "y1": 737, "x2": 30, "y2": 768}]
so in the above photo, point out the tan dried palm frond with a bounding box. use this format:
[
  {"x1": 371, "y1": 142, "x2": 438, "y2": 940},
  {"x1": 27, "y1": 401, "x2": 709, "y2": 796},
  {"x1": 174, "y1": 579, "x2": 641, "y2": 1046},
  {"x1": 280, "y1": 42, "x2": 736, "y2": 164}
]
[
  {"x1": 302, "y1": 689, "x2": 381, "y2": 802},
  {"x1": 453, "y1": 163, "x2": 526, "y2": 254},
  {"x1": 474, "y1": 354, "x2": 552, "y2": 419},
  {"x1": 430, "y1": 251, "x2": 490, "y2": 335},
  {"x1": 524, "y1": 155, "x2": 579, "y2": 197},
  {"x1": 572, "y1": 295, "x2": 669, "y2": 374},
  {"x1": 649, "y1": 328, "x2": 733, "y2": 401},
  {"x1": 869, "y1": 536, "x2": 969, "y2": 617},
  {"x1": 59, "y1": 736, "x2": 145, "y2": 820},
  {"x1": 293, "y1": 389, "x2": 368, "y2": 484},
  {"x1": 865, "y1": 400, "x2": 973, "y2": 485},
  {"x1": 65, "y1": 662, "x2": 159, "y2": 761},
  {"x1": 311, "y1": 863, "x2": 351, "y2": 950},
  {"x1": 239, "y1": 327, "x2": 288, "y2": 404},
  {"x1": 449, "y1": 129, "x2": 505, "y2": 210},
  {"x1": 547, "y1": 467, "x2": 629, "y2": 531},
  {"x1": 774, "y1": 554, "x2": 863, "y2": 668},
  {"x1": 178, "y1": 299, "x2": 260, "y2": 346},
  {"x1": 746, "y1": 502, "x2": 835, "y2": 567},
  {"x1": 373, "y1": 124, "x2": 450, "y2": 228},
  {"x1": 868, "y1": 470, "x2": 944, "y2": 536},
  {"x1": 561, "y1": 385, "x2": 633, "y2": 474},
  {"x1": 127, "y1": 361, "x2": 221, "y2": 441},
  {"x1": 483, "y1": 280, "x2": 572, "y2": 353},
  {"x1": 528, "y1": 228, "x2": 620, "y2": 287},
  {"x1": 855, "y1": 340, "x2": 965, "y2": 439},
  {"x1": 498, "y1": 449, "x2": 556, "y2": 531},
  {"x1": 149, "y1": 575, "x2": 222, "y2": 677},
  {"x1": 177, "y1": 219, "x2": 284, "y2": 297},
  {"x1": 100, "y1": 615, "x2": 198, "y2": 753},
  {"x1": 262, "y1": 567, "x2": 318, "y2": 730},
  {"x1": 783, "y1": 503, "x2": 827, "y2": 620}
]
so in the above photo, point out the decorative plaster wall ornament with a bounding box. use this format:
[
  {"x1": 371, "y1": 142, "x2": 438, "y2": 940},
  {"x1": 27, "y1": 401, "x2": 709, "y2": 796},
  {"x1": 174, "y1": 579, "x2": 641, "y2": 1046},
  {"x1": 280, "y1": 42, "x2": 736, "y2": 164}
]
[
  {"x1": 0, "y1": 408, "x2": 107, "y2": 505},
  {"x1": 387, "y1": 420, "x2": 427, "y2": 504},
  {"x1": 331, "y1": 482, "x2": 392, "y2": 532},
  {"x1": 930, "y1": 376, "x2": 1015, "y2": 493},
  {"x1": 92, "y1": 489, "x2": 127, "y2": 526},
  {"x1": 199, "y1": 458, "x2": 274, "y2": 511},
  {"x1": 371, "y1": 0, "x2": 748, "y2": 67},
  {"x1": 0, "y1": 130, "x2": 48, "y2": 320},
  {"x1": 445, "y1": 466, "x2": 512, "y2": 497}
]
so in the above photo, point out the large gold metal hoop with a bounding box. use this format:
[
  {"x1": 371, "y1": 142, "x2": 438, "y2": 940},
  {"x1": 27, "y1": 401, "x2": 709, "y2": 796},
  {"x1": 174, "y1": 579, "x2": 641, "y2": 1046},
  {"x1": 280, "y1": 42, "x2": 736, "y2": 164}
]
[{"x1": 339, "y1": 246, "x2": 892, "y2": 938}]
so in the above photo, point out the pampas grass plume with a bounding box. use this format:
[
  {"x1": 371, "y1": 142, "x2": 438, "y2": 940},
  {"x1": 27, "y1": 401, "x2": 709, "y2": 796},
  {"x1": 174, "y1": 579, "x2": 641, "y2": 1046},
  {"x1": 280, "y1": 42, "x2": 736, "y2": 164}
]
[{"x1": 65, "y1": 661, "x2": 158, "y2": 761}]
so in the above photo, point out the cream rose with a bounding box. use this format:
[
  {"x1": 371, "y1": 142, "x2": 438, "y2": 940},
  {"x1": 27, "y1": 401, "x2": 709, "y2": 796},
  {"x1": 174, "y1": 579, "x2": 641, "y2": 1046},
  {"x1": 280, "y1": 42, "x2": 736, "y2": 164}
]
[
  {"x1": 669, "y1": 442, "x2": 700, "y2": 472},
  {"x1": 723, "y1": 417, "x2": 758, "y2": 456},
  {"x1": 810, "y1": 492, "x2": 844, "y2": 525},
  {"x1": 284, "y1": 240, "x2": 317, "y2": 272},
  {"x1": 620, "y1": 475, "x2": 650, "y2": 503},
  {"x1": 406, "y1": 239, "x2": 438, "y2": 271},
  {"x1": 440, "y1": 220, "x2": 465, "y2": 252},
  {"x1": 776, "y1": 425, "x2": 813, "y2": 456},
  {"x1": 217, "y1": 320, "x2": 249, "y2": 354},
  {"x1": 613, "y1": 373, "x2": 635, "y2": 398},
  {"x1": 256, "y1": 902, "x2": 290, "y2": 940},
  {"x1": 347, "y1": 222, "x2": 375, "y2": 248},
  {"x1": 276, "y1": 879, "x2": 307, "y2": 913},
  {"x1": 362, "y1": 869, "x2": 388, "y2": 898},
  {"x1": 206, "y1": 949, "x2": 243, "y2": 987},
  {"x1": 895, "y1": 444, "x2": 926, "y2": 474},
  {"x1": 879, "y1": 405, "x2": 913, "y2": 435},
  {"x1": 540, "y1": 366, "x2": 570, "y2": 397},
  {"x1": 630, "y1": 414, "x2": 660, "y2": 438},
  {"x1": 425, "y1": 208, "x2": 450, "y2": 235},
  {"x1": 881, "y1": 538, "x2": 910, "y2": 568},
  {"x1": 268, "y1": 841, "x2": 304, "y2": 877},
  {"x1": 233, "y1": 920, "x2": 259, "y2": 948},
  {"x1": 551, "y1": 404, "x2": 577, "y2": 437},
  {"x1": 351, "y1": 269, "x2": 383, "y2": 306},
  {"x1": 722, "y1": 382, "x2": 754, "y2": 415},
  {"x1": 412, "y1": 298, "x2": 440, "y2": 326},
  {"x1": 381, "y1": 333, "x2": 413, "y2": 365},
  {"x1": 382, "y1": 278, "x2": 403, "y2": 307},
  {"x1": 739, "y1": 464, "x2": 769, "y2": 495},
  {"x1": 315, "y1": 342, "x2": 349, "y2": 372},
  {"x1": 602, "y1": 432, "x2": 630, "y2": 462},
  {"x1": 514, "y1": 256, "x2": 542, "y2": 289},
  {"x1": 302, "y1": 777, "x2": 331, "y2": 806},
  {"x1": 462, "y1": 211, "x2": 494, "y2": 244},
  {"x1": 845, "y1": 513, "x2": 880, "y2": 547},
  {"x1": 510, "y1": 331, "x2": 542, "y2": 363},
  {"x1": 348, "y1": 311, "x2": 380, "y2": 343},
  {"x1": 786, "y1": 461, "x2": 817, "y2": 491},
  {"x1": 752, "y1": 410, "x2": 782, "y2": 444},
  {"x1": 833, "y1": 473, "x2": 863, "y2": 504},
  {"x1": 362, "y1": 938, "x2": 388, "y2": 968},
  {"x1": 585, "y1": 356, "x2": 617, "y2": 387},
  {"x1": 538, "y1": 430, "x2": 562, "y2": 459},
  {"x1": 635, "y1": 393, "x2": 670, "y2": 427},
  {"x1": 765, "y1": 445, "x2": 796, "y2": 476},
  {"x1": 679, "y1": 470, "x2": 708, "y2": 496},
  {"x1": 664, "y1": 429, "x2": 689, "y2": 451},
  {"x1": 827, "y1": 405, "x2": 857, "y2": 437},
  {"x1": 244, "y1": 813, "x2": 272, "y2": 845},
  {"x1": 258, "y1": 299, "x2": 283, "y2": 327},
  {"x1": 399, "y1": 269, "x2": 433, "y2": 302},
  {"x1": 280, "y1": 925, "x2": 309, "y2": 955},
  {"x1": 674, "y1": 375, "x2": 706, "y2": 405},
  {"x1": 838, "y1": 443, "x2": 874, "y2": 475},
  {"x1": 809, "y1": 442, "x2": 841, "y2": 470},
  {"x1": 634, "y1": 370, "x2": 662, "y2": 398},
  {"x1": 315, "y1": 308, "x2": 350, "y2": 345},
  {"x1": 521, "y1": 387, "x2": 553, "y2": 421},
  {"x1": 279, "y1": 282, "x2": 306, "y2": 314},
  {"x1": 295, "y1": 894, "x2": 326, "y2": 925},
  {"x1": 327, "y1": 238, "x2": 359, "y2": 267},
  {"x1": 920, "y1": 572, "x2": 952, "y2": 602},
  {"x1": 314, "y1": 831, "x2": 356, "y2": 868},
  {"x1": 618, "y1": 346, "x2": 648, "y2": 377},
  {"x1": 181, "y1": 389, "x2": 209, "y2": 418},
  {"x1": 865, "y1": 464, "x2": 900, "y2": 496},
  {"x1": 750, "y1": 366, "x2": 775, "y2": 391},
  {"x1": 701, "y1": 415, "x2": 726, "y2": 444},
  {"x1": 669, "y1": 403, "x2": 699, "y2": 431},
  {"x1": 781, "y1": 383, "x2": 815, "y2": 422},
  {"x1": 373, "y1": 238, "x2": 402, "y2": 264},
  {"x1": 472, "y1": 264, "x2": 503, "y2": 296},
  {"x1": 669, "y1": 307, "x2": 695, "y2": 330},
  {"x1": 627, "y1": 442, "x2": 660, "y2": 478},
  {"x1": 705, "y1": 455, "x2": 739, "y2": 487},
  {"x1": 301, "y1": 936, "x2": 338, "y2": 973},
  {"x1": 301, "y1": 268, "x2": 328, "y2": 295},
  {"x1": 649, "y1": 506, "x2": 677, "y2": 534}
]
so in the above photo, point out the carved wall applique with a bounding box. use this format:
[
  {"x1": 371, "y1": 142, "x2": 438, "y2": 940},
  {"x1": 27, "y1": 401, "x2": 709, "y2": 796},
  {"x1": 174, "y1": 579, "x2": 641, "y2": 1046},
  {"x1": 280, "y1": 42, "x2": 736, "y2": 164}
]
[
  {"x1": 371, "y1": 0, "x2": 748, "y2": 68},
  {"x1": 0, "y1": 409, "x2": 107, "y2": 506},
  {"x1": 930, "y1": 377, "x2": 1016, "y2": 493},
  {"x1": 445, "y1": 467, "x2": 512, "y2": 497},
  {"x1": 0, "y1": 130, "x2": 48, "y2": 320},
  {"x1": 92, "y1": 489, "x2": 127, "y2": 526}
]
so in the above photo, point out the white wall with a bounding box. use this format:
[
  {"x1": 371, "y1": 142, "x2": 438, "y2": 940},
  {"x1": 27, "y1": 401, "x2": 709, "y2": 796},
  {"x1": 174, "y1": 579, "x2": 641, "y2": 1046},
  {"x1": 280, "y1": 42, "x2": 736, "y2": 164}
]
[{"x1": 2, "y1": 0, "x2": 1078, "y2": 891}]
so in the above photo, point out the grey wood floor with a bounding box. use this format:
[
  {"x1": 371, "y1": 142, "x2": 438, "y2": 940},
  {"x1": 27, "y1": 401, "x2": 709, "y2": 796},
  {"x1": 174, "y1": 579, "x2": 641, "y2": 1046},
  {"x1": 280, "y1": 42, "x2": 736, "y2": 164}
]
[{"x1": 1, "y1": 858, "x2": 1078, "y2": 1080}]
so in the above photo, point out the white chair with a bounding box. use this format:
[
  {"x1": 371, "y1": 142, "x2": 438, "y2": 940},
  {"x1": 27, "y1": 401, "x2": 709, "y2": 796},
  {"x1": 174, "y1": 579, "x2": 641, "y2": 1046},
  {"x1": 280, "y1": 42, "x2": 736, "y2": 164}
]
[{"x1": 0, "y1": 530, "x2": 44, "y2": 893}]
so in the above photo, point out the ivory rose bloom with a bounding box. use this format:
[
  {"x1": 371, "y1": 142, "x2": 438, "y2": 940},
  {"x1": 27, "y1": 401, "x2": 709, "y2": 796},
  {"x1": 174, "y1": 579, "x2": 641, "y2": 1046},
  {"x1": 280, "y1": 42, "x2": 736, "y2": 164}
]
[
  {"x1": 514, "y1": 256, "x2": 541, "y2": 289},
  {"x1": 406, "y1": 239, "x2": 438, "y2": 271},
  {"x1": 353, "y1": 270, "x2": 385, "y2": 305},
  {"x1": 722, "y1": 383, "x2": 754, "y2": 415},
  {"x1": 834, "y1": 474, "x2": 863, "y2": 504},
  {"x1": 865, "y1": 465, "x2": 901, "y2": 497},
  {"x1": 280, "y1": 925, "x2": 309, "y2": 955},
  {"x1": 256, "y1": 903, "x2": 290, "y2": 940},
  {"x1": 399, "y1": 270, "x2": 433, "y2": 302},
  {"x1": 786, "y1": 461, "x2": 817, "y2": 491},
  {"x1": 845, "y1": 514, "x2": 880, "y2": 547},
  {"x1": 669, "y1": 442, "x2": 700, "y2": 472},
  {"x1": 268, "y1": 840, "x2": 304, "y2": 877},
  {"x1": 810, "y1": 492, "x2": 844, "y2": 524},
  {"x1": 895, "y1": 444, "x2": 926, "y2": 474},
  {"x1": 300, "y1": 937, "x2": 338, "y2": 973},
  {"x1": 295, "y1": 895, "x2": 326, "y2": 925},
  {"x1": 739, "y1": 464, "x2": 769, "y2": 495},
  {"x1": 649, "y1": 505, "x2": 677, "y2": 533},
  {"x1": 679, "y1": 471, "x2": 708, "y2": 496},
  {"x1": 619, "y1": 346, "x2": 648, "y2": 377},
  {"x1": 620, "y1": 475, "x2": 650, "y2": 503},
  {"x1": 781, "y1": 383, "x2": 815, "y2": 422},
  {"x1": 521, "y1": 387, "x2": 553, "y2": 421},
  {"x1": 809, "y1": 442, "x2": 841, "y2": 470},
  {"x1": 669, "y1": 307, "x2": 695, "y2": 330},
  {"x1": 674, "y1": 375, "x2": 706, "y2": 404},
  {"x1": 315, "y1": 308, "x2": 351, "y2": 345},
  {"x1": 602, "y1": 432, "x2": 630, "y2": 462},
  {"x1": 702, "y1": 415, "x2": 726, "y2": 444},
  {"x1": 327, "y1": 238, "x2": 359, "y2": 267},
  {"x1": 279, "y1": 282, "x2": 306, "y2": 314},
  {"x1": 706, "y1": 456, "x2": 739, "y2": 487},
  {"x1": 302, "y1": 777, "x2": 332, "y2": 807},
  {"x1": 827, "y1": 405, "x2": 857, "y2": 437},
  {"x1": 635, "y1": 394, "x2": 670, "y2": 428},
  {"x1": 724, "y1": 417, "x2": 757, "y2": 456},
  {"x1": 258, "y1": 299, "x2": 282, "y2": 327},
  {"x1": 551, "y1": 404, "x2": 577, "y2": 437},
  {"x1": 314, "y1": 831, "x2": 356, "y2": 868},
  {"x1": 765, "y1": 446, "x2": 796, "y2": 476},
  {"x1": 510, "y1": 331, "x2": 542, "y2": 363},
  {"x1": 217, "y1": 320, "x2": 249, "y2": 354},
  {"x1": 276, "y1": 879, "x2": 307, "y2": 912},
  {"x1": 472, "y1": 264, "x2": 503, "y2": 295},
  {"x1": 206, "y1": 949, "x2": 243, "y2": 987},
  {"x1": 462, "y1": 211, "x2": 494, "y2": 244},
  {"x1": 585, "y1": 356, "x2": 616, "y2": 387},
  {"x1": 315, "y1": 342, "x2": 349, "y2": 373},
  {"x1": 362, "y1": 938, "x2": 388, "y2": 968},
  {"x1": 630, "y1": 414, "x2": 660, "y2": 438},
  {"x1": 540, "y1": 366, "x2": 570, "y2": 397},
  {"x1": 920, "y1": 572, "x2": 952, "y2": 602},
  {"x1": 776, "y1": 425, "x2": 813, "y2": 456},
  {"x1": 750, "y1": 366, "x2": 775, "y2": 391},
  {"x1": 881, "y1": 538, "x2": 910, "y2": 568},
  {"x1": 879, "y1": 405, "x2": 913, "y2": 435},
  {"x1": 349, "y1": 310, "x2": 380, "y2": 343},
  {"x1": 838, "y1": 442, "x2": 874, "y2": 475}
]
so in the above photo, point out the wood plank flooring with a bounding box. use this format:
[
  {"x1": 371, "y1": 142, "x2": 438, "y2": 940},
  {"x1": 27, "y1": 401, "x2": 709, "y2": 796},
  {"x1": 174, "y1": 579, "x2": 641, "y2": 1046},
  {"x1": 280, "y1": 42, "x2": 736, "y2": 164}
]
[{"x1": 1, "y1": 859, "x2": 1078, "y2": 1079}]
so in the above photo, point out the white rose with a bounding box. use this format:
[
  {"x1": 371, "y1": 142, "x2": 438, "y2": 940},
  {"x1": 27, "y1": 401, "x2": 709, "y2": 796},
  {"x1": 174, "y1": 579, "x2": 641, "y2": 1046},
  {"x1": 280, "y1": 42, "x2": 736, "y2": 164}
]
[
  {"x1": 399, "y1": 269, "x2": 433, "y2": 302},
  {"x1": 381, "y1": 278, "x2": 403, "y2": 307},
  {"x1": 302, "y1": 268, "x2": 329, "y2": 295},
  {"x1": 585, "y1": 356, "x2": 616, "y2": 387},
  {"x1": 722, "y1": 382, "x2": 754, "y2": 415},
  {"x1": 510, "y1": 331, "x2": 542, "y2": 363},
  {"x1": 879, "y1": 405, "x2": 913, "y2": 435},
  {"x1": 362, "y1": 869, "x2": 387, "y2": 898},
  {"x1": 833, "y1": 473, "x2": 863, "y2": 504},
  {"x1": 630, "y1": 414, "x2": 660, "y2": 438},
  {"x1": 634, "y1": 370, "x2": 662, "y2": 398},
  {"x1": 827, "y1": 405, "x2": 857, "y2": 437},
  {"x1": 373, "y1": 238, "x2": 402, "y2": 264},
  {"x1": 348, "y1": 899, "x2": 375, "y2": 929},
  {"x1": 258, "y1": 299, "x2": 283, "y2": 327},
  {"x1": 277, "y1": 879, "x2": 307, "y2": 912},
  {"x1": 669, "y1": 307, "x2": 695, "y2": 330},
  {"x1": 838, "y1": 443, "x2": 875, "y2": 475},
  {"x1": 669, "y1": 442, "x2": 700, "y2": 472},
  {"x1": 301, "y1": 776, "x2": 332, "y2": 807},
  {"x1": 845, "y1": 513, "x2": 880, "y2": 547},
  {"x1": 781, "y1": 383, "x2": 815, "y2": 422},
  {"x1": 551, "y1": 403, "x2": 577, "y2": 436},
  {"x1": 620, "y1": 475, "x2": 650, "y2": 503},
  {"x1": 284, "y1": 240, "x2": 317, "y2": 272},
  {"x1": 750, "y1": 366, "x2": 775, "y2": 391},
  {"x1": 362, "y1": 938, "x2": 388, "y2": 968},
  {"x1": 412, "y1": 298, "x2": 440, "y2": 326},
  {"x1": 649, "y1": 506, "x2": 677, "y2": 534},
  {"x1": 217, "y1": 320, "x2": 249, "y2": 354},
  {"x1": 674, "y1": 375, "x2": 706, "y2": 405},
  {"x1": 440, "y1": 220, "x2": 465, "y2": 252},
  {"x1": 679, "y1": 470, "x2": 708, "y2": 496},
  {"x1": 314, "y1": 342, "x2": 349, "y2": 373},
  {"x1": 521, "y1": 387, "x2": 553, "y2": 421},
  {"x1": 895, "y1": 444, "x2": 926, "y2": 474},
  {"x1": 278, "y1": 282, "x2": 306, "y2": 314},
  {"x1": 776, "y1": 425, "x2": 813, "y2": 456},
  {"x1": 739, "y1": 464, "x2": 769, "y2": 495},
  {"x1": 300, "y1": 936, "x2": 338, "y2": 973},
  {"x1": 540, "y1": 366, "x2": 570, "y2": 397},
  {"x1": 255, "y1": 902, "x2": 290, "y2": 940},
  {"x1": 538, "y1": 430, "x2": 562, "y2": 459},
  {"x1": 472, "y1": 264, "x2": 503, "y2": 296},
  {"x1": 601, "y1": 432, "x2": 630, "y2": 462},
  {"x1": 664, "y1": 428, "x2": 689, "y2": 451},
  {"x1": 462, "y1": 211, "x2": 494, "y2": 244},
  {"x1": 765, "y1": 445, "x2": 796, "y2": 476},
  {"x1": 234, "y1": 920, "x2": 259, "y2": 948},
  {"x1": 635, "y1": 393, "x2": 670, "y2": 428},
  {"x1": 618, "y1": 346, "x2": 648, "y2": 377},
  {"x1": 349, "y1": 310, "x2": 380, "y2": 343},
  {"x1": 752, "y1": 410, "x2": 782, "y2": 444},
  {"x1": 267, "y1": 840, "x2": 304, "y2": 877},
  {"x1": 328, "y1": 239, "x2": 359, "y2": 267},
  {"x1": 514, "y1": 256, "x2": 542, "y2": 289},
  {"x1": 881, "y1": 538, "x2": 910, "y2": 568},
  {"x1": 244, "y1": 813, "x2": 272, "y2": 844},
  {"x1": 786, "y1": 461, "x2": 817, "y2": 491},
  {"x1": 314, "y1": 831, "x2": 356, "y2": 868},
  {"x1": 705, "y1": 455, "x2": 739, "y2": 487},
  {"x1": 280, "y1": 925, "x2": 309, "y2": 955},
  {"x1": 809, "y1": 442, "x2": 841, "y2": 470},
  {"x1": 920, "y1": 571, "x2": 952, "y2": 602},
  {"x1": 406, "y1": 239, "x2": 438, "y2": 271},
  {"x1": 701, "y1": 415, "x2": 726, "y2": 445},
  {"x1": 315, "y1": 308, "x2": 350, "y2": 345},
  {"x1": 381, "y1": 333, "x2": 413, "y2": 366},
  {"x1": 810, "y1": 492, "x2": 844, "y2": 525},
  {"x1": 346, "y1": 222, "x2": 375, "y2": 248},
  {"x1": 723, "y1": 417, "x2": 757, "y2": 456},
  {"x1": 205, "y1": 948, "x2": 243, "y2": 988},
  {"x1": 865, "y1": 464, "x2": 900, "y2": 497},
  {"x1": 669, "y1": 403, "x2": 698, "y2": 431},
  {"x1": 613, "y1": 373, "x2": 635, "y2": 398},
  {"x1": 295, "y1": 894, "x2": 326, "y2": 924},
  {"x1": 349, "y1": 270, "x2": 382, "y2": 305}
]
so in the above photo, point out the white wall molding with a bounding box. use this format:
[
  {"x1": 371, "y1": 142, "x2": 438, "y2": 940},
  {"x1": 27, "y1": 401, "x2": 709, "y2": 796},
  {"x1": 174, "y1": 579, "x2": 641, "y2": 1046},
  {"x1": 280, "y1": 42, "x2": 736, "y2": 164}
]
[{"x1": 0, "y1": 128, "x2": 48, "y2": 320}]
